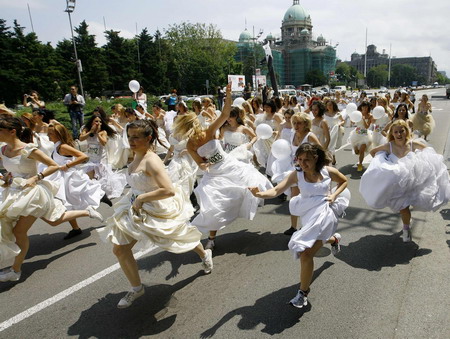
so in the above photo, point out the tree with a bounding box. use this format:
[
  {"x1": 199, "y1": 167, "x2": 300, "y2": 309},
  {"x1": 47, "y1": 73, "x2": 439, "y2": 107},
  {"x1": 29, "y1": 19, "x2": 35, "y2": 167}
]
[
  {"x1": 135, "y1": 28, "x2": 170, "y2": 95},
  {"x1": 0, "y1": 20, "x2": 65, "y2": 105},
  {"x1": 103, "y1": 30, "x2": 137, "y2": 92},
  {"x1": 390, "y1": 64, "x2": 419, "y2": 87},
  {"x1": 367, "y1": 64, "x2": 388, "y2": 88},
  {"x1": 335, "y1": 63, "x2": 362, "y2": 88},
  {"x1": 164, "y1": 22, "x2": 237, "y2": 94},
  {"x1": 305, "y1": 69, "x2": 327, "y2": 87}
]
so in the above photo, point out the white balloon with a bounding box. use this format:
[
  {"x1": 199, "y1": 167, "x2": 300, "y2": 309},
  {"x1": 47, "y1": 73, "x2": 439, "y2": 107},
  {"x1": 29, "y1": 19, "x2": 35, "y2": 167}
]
[
  {"x1": 233, "y1": 97, "x2": 246, "y2": 107},
  {"x1": 346, "y1": 103, "x2": 357, "y2": 113},
  {"x1": 128, "y1": 80, "x2": 140, "y2": 93},
  {"x1": 372, "y1": 106, "x2": 385, "y2": 119},
  {"x1": 271, "y1": 139, "x2": 291, "y2": 160},
  {"x1": 255, "y1": 123, "x2": 273, "y2": 140},
  {"x1": 349, "y1": 110, "x2": 362, "y2": 123}
]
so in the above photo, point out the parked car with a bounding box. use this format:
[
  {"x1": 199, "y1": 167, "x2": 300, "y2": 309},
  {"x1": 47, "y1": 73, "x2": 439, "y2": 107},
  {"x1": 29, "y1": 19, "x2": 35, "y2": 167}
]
[{"x1": 446, "y1": 84, "x2": 450, "y2": 99}]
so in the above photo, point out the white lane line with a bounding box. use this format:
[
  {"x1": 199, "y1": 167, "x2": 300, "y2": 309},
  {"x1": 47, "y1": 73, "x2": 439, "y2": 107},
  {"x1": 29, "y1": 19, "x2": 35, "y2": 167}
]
[
  {"x1": 335, "y1": 142, "x2": 350, "y2": 152},
  {"x1": 0, "y1": 246, "x2": 156, "y2": 332}
]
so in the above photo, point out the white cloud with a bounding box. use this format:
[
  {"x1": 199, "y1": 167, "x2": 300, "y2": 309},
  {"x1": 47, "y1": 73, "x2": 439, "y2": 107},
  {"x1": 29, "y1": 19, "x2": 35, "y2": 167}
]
[{"x1": 86, "y1": 21, "x2": 136, "y2": 47}]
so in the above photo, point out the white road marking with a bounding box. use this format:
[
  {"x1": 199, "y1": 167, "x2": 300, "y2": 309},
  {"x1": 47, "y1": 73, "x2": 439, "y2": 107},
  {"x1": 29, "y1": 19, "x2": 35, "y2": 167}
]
[{"x1": 0, "y1": 246, "x2": 157, "y2": 332}]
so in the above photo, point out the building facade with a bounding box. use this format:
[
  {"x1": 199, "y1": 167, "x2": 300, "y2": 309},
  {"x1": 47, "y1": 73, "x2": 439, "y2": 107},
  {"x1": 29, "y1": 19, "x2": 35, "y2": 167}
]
[
  {"x1": 346, "y1": 44, "x2": 437, "y2": 85},
  {"x1": 236, "y1": 0, "x2": 337, "y2": 88}
]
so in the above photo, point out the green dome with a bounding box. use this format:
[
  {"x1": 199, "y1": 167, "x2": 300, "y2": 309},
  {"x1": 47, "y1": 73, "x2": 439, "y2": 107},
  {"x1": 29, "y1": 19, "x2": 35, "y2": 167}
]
[
  {"x1": 266, "y1": 33, "x2": 274, "y2": 40},
  {"x1": 283, "y1": 4, "x2": 309, "y2": 22},
  {"x1": 300, "y1": 28, "x2": 309, "y2": 35},
  {"x1": 317, "y1": 35, "x2": 325, "y2": 42},
  {"x1": 239, "y1": 29, "x2": 252, "y2": 42}
]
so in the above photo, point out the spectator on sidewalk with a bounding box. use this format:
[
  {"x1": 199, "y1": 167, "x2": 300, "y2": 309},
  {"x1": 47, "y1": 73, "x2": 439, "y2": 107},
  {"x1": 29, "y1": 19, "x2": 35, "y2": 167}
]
[{"x1": 63, "y1": 85, "x2": 85, "y2": 139}]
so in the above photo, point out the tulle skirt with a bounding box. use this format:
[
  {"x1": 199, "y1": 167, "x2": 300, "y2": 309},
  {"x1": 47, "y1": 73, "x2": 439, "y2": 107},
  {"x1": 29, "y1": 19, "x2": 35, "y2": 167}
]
[
  {"x1": 360, "y1": 148, "x2": 450, "y2": 212},
  {"x1": 411, "y1": 113, "x2": 435, "y2": 137},
  {"x1": 192, "y1": 157, "x2": 273, "y2": 232}
]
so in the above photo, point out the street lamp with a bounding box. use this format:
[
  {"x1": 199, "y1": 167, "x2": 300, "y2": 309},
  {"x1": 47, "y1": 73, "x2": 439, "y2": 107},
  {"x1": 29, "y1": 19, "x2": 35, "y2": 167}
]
[
  {"x1": 252, "y1": 27, "x2": 264, "y2": 91},
  {"x1": 65, "y1": 0, "x2": 85, "y2": 98}
]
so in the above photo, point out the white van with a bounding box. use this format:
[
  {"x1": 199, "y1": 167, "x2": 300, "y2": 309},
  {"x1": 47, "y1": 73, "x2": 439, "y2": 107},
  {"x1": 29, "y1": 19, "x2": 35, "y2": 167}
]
[
  {"x1": 278, "y1": 89, "x2": 297, "y2": 97},
  {"x1": 334, "y1": 85, "x2": 347, "y2": 92}
]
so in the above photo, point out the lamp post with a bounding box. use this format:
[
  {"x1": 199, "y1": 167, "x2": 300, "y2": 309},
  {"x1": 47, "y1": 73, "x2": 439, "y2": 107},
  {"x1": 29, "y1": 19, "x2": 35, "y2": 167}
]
[
  {"x1": 252, "y1": 27, "x2": 264, "y2": 91},
  {"x1": 65, "y1": 0, "x2": 85, "y2": 98}
]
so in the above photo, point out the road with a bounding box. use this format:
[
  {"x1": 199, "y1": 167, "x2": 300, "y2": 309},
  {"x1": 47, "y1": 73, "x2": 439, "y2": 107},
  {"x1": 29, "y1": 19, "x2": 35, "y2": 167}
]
[{"x1": 1, "y1": 88, "x2": 449, "y2": 338}]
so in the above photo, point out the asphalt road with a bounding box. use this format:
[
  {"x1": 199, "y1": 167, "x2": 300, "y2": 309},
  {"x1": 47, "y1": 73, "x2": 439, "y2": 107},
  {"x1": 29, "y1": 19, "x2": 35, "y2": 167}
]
[{"x1": 1, "y1": 88, "x2": 449, "y2": 338}]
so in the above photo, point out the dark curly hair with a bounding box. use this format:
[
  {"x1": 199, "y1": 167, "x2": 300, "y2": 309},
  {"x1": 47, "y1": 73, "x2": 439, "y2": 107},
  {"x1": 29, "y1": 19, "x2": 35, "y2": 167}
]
[{"x1": 295, "y1": 143, "x2": 331, "y2": 172}]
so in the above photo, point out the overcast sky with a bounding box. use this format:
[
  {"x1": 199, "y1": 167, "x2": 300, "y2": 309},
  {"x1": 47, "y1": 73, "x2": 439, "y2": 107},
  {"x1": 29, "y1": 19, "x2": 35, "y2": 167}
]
[{"x1": 2, "y1": 0, "x2": 450, "y2": 75}]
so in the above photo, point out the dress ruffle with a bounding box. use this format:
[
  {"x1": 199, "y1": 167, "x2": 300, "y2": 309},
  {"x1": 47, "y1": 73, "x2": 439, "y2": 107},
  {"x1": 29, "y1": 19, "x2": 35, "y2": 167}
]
[{"x1": 360, "y1": 148, "x2": 450, "y2": 212}]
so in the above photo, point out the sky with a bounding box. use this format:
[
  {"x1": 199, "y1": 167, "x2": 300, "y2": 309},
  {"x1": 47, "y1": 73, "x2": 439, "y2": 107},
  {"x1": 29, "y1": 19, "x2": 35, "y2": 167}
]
[{"x1": 2, "y1": 0, "x2": 450, "y2": 75}]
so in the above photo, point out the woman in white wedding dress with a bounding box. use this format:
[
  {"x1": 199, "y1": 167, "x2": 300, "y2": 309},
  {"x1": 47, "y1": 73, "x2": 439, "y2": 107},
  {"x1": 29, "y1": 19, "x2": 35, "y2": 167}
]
[
  {"x1": 0, "y1": 116, "x2": 103, "y2": 282},
  {"x1": 99, "y1": 119, "x2": 213, "y2": 309},
  {"x1": 360, "y1": 120, "x2": 450, "y2": 242},
  {"x1": 172, "y1": 84, "x2": 272, "y2": 250}
]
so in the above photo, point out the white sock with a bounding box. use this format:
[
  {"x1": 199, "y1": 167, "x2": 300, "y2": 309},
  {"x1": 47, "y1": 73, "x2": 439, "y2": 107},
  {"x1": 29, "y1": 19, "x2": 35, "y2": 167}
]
[{"x1": 132, "y1": 285, "x2": 143, "y2": 292}]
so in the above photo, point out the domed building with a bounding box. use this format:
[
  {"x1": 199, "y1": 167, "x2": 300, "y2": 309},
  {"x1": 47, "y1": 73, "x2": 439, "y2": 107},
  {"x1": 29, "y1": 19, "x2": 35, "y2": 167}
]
[{"x1": 236, "y1": 0, "x2": 337, "y2": 87}]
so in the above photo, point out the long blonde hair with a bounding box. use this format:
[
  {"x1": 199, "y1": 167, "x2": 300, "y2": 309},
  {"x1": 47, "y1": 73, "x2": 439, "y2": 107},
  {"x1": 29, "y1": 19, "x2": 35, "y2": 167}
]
[
  {"x1": 172, "y1": 112, "x2": 204, "y2": 142},
  {"x1": 388, "y1": 119, "x2": 411, "y2": 142}
]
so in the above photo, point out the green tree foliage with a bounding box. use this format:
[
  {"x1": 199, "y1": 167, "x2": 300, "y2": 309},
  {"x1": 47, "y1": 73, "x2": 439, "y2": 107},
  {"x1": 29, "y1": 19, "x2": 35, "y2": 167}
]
[
  {"x1": 305, "y1": 69, "x2": 327, "y2": 87},
  {"x1": 0, "y1": 20, "x2": 64, "y2": 105},
  {"x1": 367, "y1": 64, "x2": 388, "y2": 88},
  {"x1": 0, "y1": 18, "x2": 239, "y2": 106},
  {"x1": 164, "y1": 22, "x2": 237, "y2": 94},
  {"x1": 335, "y1": 63, "x2": 362, "y2": 87},
  {"x1": 390, "y1": 64, "x2": 420, "y2": 87},
  {"x1": 103, "y1": 30, "x2": 137, "y2": 92},
  {"x1": 136, "y1": 29, "x2": 170, "y2": 94}
]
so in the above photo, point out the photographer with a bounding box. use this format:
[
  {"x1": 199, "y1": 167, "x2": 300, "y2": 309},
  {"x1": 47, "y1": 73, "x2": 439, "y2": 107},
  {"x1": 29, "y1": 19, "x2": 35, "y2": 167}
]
[
  {"x1": 23, "y1": 90, "x2": 45, "y2": 109},
  {"x1": 63, "y1": 85, "x2": 85, "y2": 139}
]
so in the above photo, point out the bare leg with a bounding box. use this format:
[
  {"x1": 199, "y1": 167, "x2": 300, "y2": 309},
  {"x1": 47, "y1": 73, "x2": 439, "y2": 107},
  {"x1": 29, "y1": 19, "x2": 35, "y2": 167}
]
[
  {"x1": 399, "y1": 207, "x2": 411, "y2": 225},
  {"x1": 12, "y1": 215, "x2": 37, "y2": 272},
  {"x1": 113, "y1": 241, "x2": 140, "y2": 287},
  {"x1": 290, "y1": 186, "x2": 300, "y2": 229},
  {"x1": 192, "y1": 243, "x2": 206, "y2": 258},
  {"x1": 209, "y1": 230, "x2": 217, "y2": 239},
  {"x1": 299, "y1": 240, "x2": 324, "y2": 292},
  {"x1": 68, "y1": 219, "x2": 80, "y2": 231},
  {"x1": 42, "y1": 210, "x2": 89, "y2": 226},
  {"x1": 359, "y1": 144, "x2": 367, "y2": 165}
]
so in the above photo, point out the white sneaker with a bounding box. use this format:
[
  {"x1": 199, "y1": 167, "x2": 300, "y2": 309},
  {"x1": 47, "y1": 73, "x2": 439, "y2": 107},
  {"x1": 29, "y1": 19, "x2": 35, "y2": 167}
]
[
  {"x1": 402, "y1": 229, "x2": 411, "y2": 242},
  {"x1": 0, "y1": 268, "x2": 21, "y2": 282},
  {"x1": 331, "y1": 233, "x2": 341, "y2": 256},
  {"x1": 205, "y1": 238, "x2": 215, "y2": 250},
  {"x1": 201, "y1": 249, "x2": 213, "y2": 274},
  {"x1": 117, "y1": 287, "x2": 145, "y2": 309},
  {"x1": 87, "y1": 206, "x2": 104, "y2": 222}
]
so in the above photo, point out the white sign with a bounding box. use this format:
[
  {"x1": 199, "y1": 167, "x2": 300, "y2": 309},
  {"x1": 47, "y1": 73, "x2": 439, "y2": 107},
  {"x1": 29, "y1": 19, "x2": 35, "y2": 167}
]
[
  {"x1": 252, "y1": 75, "x2": 267, "y2": 88},
  {"x1": 228, "y1": 75, "x2": 246, "y2": 92}
]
